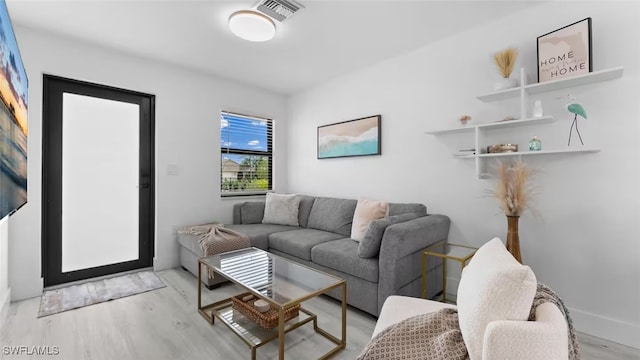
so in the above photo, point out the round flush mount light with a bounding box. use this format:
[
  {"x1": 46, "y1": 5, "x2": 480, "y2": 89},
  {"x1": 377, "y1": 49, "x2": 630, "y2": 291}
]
[{"x1": 229, "y1": 10, "x2": 276, "y2": 42}]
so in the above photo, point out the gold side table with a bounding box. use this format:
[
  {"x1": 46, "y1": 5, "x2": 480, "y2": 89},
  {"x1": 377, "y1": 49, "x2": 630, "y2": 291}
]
[{"x1": 421, "y1": 241, "x2": 478, "y2": 303}]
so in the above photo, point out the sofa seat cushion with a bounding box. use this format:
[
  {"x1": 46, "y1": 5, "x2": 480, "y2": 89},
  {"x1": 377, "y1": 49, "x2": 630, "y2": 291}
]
[
  {"x1": 225, "y1": 224, "x2": 300, "y2": 250},
  {"x1": 268, "y1": 229, "x2": 345, "y2": 261},
  {"x1": 311, "y1": 239, "x2": 379, "y2": 283}
]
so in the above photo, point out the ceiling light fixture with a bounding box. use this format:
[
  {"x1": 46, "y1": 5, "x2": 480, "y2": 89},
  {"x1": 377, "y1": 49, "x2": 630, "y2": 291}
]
[{"x1": 228, "y1": 10, "x2": 276, "y2": 42}]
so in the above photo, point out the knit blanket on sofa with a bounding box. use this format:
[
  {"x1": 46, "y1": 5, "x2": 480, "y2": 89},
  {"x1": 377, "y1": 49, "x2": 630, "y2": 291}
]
[
  {"x1": 357, "y1": 283, "x2": 580, "y2": 360},
  {"x1": 178, "y1": 223, "x2": 250, "y2": 278}
]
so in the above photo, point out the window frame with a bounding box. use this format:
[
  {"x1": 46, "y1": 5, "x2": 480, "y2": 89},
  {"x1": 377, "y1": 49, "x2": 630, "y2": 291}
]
[{"x1": 220, "y1": 111, "x2": 273, "y2": 197}]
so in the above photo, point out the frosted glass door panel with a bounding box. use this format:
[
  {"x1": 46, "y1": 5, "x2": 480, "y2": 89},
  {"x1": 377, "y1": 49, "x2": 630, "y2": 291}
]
[{"x1": 62, "y1": 93, "x2": 139, "y2": 273}]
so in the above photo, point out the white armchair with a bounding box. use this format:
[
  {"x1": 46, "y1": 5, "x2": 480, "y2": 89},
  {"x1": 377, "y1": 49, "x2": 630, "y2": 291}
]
[
  {"x1": 370, "y1": 238, "x2": 571, "y2": 360},
  {"x1": 375, "y1": 296, "x2": 568, "y2": 360}
]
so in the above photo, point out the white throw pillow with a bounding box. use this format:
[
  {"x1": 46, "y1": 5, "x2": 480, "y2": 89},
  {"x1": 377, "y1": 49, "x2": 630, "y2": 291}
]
[
  {"x1": 457, "y1": 237, "x2": 537, "y2": 360},
  {"x1": 350, "y1": 199, "x2": 388, "y2": 242},
  {"x1": 261, "y1": 193, "x2": 301, "y2": 226}
]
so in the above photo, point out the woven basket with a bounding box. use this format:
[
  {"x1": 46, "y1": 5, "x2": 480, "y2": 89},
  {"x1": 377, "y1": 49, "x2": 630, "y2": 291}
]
[{"x1": 231, "y1": 292, "x2": 300, "y2": 329}]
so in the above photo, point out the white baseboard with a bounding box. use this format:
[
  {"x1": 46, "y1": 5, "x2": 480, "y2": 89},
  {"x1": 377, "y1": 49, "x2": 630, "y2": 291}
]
[
  {"x1": 569, "y1": 307, "x2": 640, "y2": 349},
  {"x1": 0, "y1": 288, "x2": 11, "y2": 322}
]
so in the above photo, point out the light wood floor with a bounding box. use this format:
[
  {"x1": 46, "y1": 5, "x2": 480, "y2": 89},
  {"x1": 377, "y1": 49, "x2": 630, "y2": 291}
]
[{"x1": 0, "y1": 268, "x2": 638, "y2": 360}]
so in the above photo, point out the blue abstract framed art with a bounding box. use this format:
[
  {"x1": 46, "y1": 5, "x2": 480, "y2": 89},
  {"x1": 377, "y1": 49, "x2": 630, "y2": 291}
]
[{"x1": 317, "y1": 115, "x2": 381, "y2": 159}]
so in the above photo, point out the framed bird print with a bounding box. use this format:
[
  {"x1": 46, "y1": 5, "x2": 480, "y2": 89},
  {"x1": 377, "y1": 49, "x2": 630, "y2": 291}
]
[{"x1": 537, "y1": 18, "x2": 592, "y2": 83}]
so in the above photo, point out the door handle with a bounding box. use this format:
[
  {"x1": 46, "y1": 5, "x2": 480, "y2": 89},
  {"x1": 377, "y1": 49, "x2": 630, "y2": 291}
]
[{"x1": 138, "y1": 184, "x2": 150, "y2": 189}]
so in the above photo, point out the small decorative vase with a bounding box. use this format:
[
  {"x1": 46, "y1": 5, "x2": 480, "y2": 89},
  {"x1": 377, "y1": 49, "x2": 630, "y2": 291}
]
[
  {"x1": 506, "y1": 215, "x2": 522, "y2": 263},
  {"x1": 493, "y1": 77, "x2": 518, "y2": 91},
  {"x1": 528, "y1": 136, "x2": 542, "y2": 151}
]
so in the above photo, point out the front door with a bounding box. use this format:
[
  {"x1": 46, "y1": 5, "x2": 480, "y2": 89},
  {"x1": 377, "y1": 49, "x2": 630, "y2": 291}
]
[{"x1": 42, "y1": 75, "x2": 155, "y2": 287}]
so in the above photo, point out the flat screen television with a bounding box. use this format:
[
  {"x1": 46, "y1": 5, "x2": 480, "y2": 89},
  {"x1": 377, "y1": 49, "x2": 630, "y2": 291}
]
[{"x1": 0, "y1": 0, "x2": 27, "y2": 220}]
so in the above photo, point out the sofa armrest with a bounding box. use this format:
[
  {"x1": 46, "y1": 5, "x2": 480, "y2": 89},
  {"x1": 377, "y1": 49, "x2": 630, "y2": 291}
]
[
  {"x1": 377, "y1": 214, "x2": 450, "y2": 314},
  {"x1": 483, "y1": 302, "x2": 568, "y2": 360}
]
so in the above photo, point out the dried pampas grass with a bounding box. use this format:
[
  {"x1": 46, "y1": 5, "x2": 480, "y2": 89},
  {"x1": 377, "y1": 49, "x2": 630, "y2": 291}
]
[
  {"x1": 494, "y1": 47, "x2": 518, "y2": 78},
  {"x1": 490, "y1": 160, "x2": 536, "y2": 216}
]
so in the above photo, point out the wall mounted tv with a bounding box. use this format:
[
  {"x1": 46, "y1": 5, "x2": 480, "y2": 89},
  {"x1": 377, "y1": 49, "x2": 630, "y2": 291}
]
[{"x1": 0, "y1": 0, "x2": 27, "y2": 220}]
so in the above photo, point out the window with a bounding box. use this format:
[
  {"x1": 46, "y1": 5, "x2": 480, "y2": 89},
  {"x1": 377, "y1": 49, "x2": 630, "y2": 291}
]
[{"x1": 220, "y1": 111, "x2": 272, "y2": 196}]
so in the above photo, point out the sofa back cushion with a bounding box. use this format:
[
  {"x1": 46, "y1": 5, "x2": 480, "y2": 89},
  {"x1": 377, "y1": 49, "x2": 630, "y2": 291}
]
[
  {"x1": 237, "y1": 202, "x2": 265, "y2": 224},
  {"x1": 307, "y1": 197, "x2": 357, "y2": 237},
  {"x1": 388, "y1": 203, "x2": 427, "y2": 217},
  {"x1": 297, "y1": 195, "x2": 316, "y2": 228},
  {"x1": 457, "y1": 237, "x2": 537, "y2": 360}
]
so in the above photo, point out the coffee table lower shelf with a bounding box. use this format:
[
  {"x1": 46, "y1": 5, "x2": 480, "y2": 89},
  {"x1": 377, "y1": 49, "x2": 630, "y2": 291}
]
[{"x1": 199, "y1": 298, "x2": 344, "y2": 360}]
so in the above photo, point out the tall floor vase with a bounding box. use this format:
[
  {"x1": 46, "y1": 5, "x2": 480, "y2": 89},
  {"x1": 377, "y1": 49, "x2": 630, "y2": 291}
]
[{"x1": 506, "y1": 215, "x2": 522, "y2": 263}]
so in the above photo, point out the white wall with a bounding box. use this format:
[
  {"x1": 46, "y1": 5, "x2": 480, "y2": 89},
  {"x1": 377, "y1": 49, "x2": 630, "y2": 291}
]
[
  {"x1": 0, "y1": 216, "x2": 9, "y2": 320},
  {"x1": 287, "y1": 2, "x2": 640, "y2": 348},
  {"x1": 8, "y1": 25, "x2": 287, "y2": 300}
]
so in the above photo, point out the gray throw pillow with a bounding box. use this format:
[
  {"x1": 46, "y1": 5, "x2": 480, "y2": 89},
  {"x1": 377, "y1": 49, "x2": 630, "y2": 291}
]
[
  {"x1": 262, "y1": 193, "x2": 301, "y2": 226},
  {"x1": 357, "y1": 213, "x2": 419, "y2": 258}
]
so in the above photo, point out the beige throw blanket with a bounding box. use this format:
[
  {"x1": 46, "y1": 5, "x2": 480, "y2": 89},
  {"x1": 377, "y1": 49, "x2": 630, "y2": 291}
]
[
  {"x1": 178, "y1": 223, "x2": 250, "y2": 278},
  {"x1": 358, "y1": 283, "x2": 580, "y2": 360}
]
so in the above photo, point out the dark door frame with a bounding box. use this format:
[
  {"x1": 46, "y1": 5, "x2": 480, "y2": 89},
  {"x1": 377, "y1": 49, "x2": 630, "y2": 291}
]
[{"x1": 42, "y1": 74, "x2": 155, "y2": 287}]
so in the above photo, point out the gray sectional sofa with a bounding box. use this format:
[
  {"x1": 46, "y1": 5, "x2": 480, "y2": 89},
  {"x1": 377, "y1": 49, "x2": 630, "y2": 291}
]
[{"x1": 178, "y1": 195, "x2": 450, "y2": 316}]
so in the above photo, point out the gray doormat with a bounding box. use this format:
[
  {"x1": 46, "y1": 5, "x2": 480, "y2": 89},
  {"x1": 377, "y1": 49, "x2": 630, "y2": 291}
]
[{"x1": 38, "y1": 271, "x2": 166, "y2": 317}]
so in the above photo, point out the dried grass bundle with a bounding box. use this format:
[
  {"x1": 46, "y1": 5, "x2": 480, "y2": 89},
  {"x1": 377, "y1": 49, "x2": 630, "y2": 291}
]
[
  {"x1": 494, "y1": 47, "x2": 518, "y2": 78},
  {"x1": 491, "y1": 160, "x2": 535, "y2": 216}
]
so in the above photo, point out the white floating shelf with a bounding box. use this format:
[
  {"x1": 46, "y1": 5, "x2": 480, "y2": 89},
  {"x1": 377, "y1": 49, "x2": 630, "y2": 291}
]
[
  {"x1": 452, "y1": 147, "x2": 599, "y2": 159},
  {"x1": 475, "y1": 148, "x2": 600, "y2": 158},
  {"x1": 425, "y1": 126, "x2": 475, "y2": 135},
  {"x1": 477, "y1": 116, "x2": 553, "y2": 129},
  {"x1": 476, "y1": 67, "x2": 624, "y2": 103},
  {"x1": 435, "y1": 66, "x2": 619, "y2": 179},
  {"x1": 525, "y1": 67, "x2": 624, "y2": 95},
  {"x1": 476, "y1": 87, "x2": 519, "y2": 102},
  {"x1": 426, "y1": 116, "x2": 553, "y2": 134}
]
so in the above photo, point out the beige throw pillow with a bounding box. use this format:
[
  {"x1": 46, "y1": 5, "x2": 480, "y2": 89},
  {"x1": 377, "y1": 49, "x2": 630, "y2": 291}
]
[
  {"x1": 350, "y1": 199, "x2": 388, "y2": 242},
  {"x1": 457, "y1": 237, "x2": 537, "y2": 360},
  {"x1": 261, "y1": 193, "x2": 300, "y2": 226}
]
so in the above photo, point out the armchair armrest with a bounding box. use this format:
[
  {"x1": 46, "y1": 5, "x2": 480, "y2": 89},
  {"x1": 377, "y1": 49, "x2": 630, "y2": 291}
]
[
  {"x1": 377, "y1": 214, "x2": 450, "y2": 314},
  {"x1": 483, "y1": 302, "x2": 568, "y2": 360}
]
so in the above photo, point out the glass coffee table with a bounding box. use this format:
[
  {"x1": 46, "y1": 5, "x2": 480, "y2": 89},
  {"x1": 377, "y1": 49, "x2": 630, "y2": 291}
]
[{"x1": 198, "y1": 247, "x2": 346, "y2": 360}]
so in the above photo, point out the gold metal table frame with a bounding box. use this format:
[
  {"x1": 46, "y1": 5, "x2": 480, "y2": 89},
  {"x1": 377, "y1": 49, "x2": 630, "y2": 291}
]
[
  {"x1": 197, "y1": 249, "x2": 347, "y2": 360},
  {"x1": 421, "y1": 240, "x2": 478, "y2": 303}
]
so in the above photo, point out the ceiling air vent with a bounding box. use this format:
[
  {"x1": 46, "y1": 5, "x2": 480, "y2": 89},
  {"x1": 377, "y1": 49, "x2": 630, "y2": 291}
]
[{"x1": 255, "y1": 0, "x2": 304, "y2": 22}]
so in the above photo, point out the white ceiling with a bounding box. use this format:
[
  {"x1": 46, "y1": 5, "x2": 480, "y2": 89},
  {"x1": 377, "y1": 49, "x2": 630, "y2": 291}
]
[{"x1": 7, "y1": 0, "x2": 539, "y2": 95}]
